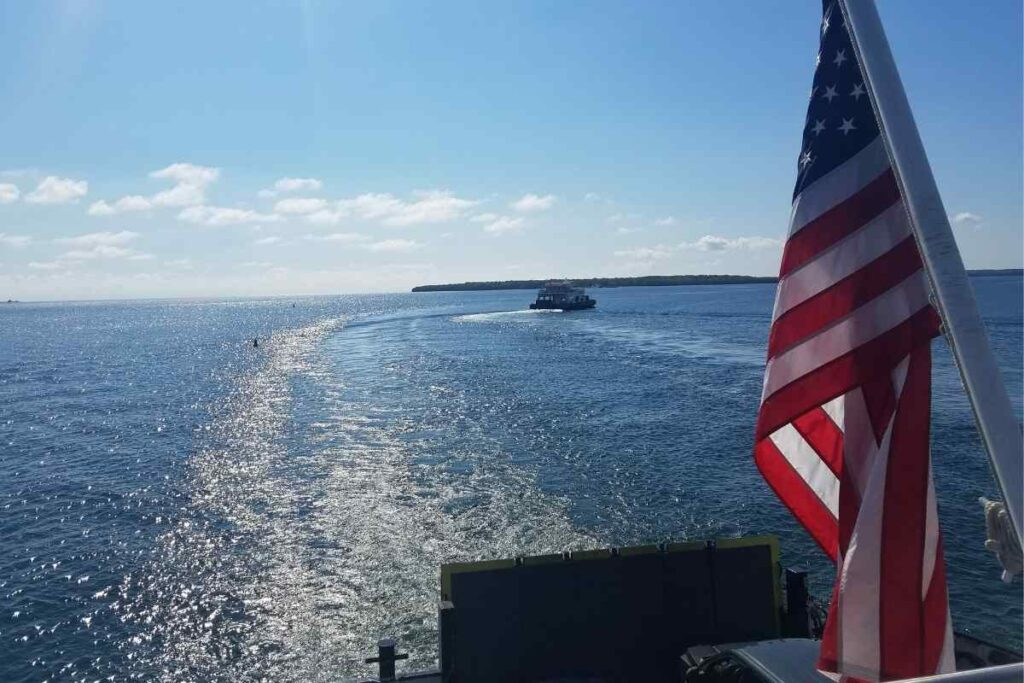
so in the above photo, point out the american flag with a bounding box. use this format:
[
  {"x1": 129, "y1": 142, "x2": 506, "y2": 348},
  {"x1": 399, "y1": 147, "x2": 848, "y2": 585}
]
[{"x1": 754, "y1": 2, "x2": 955, "y2": 680}]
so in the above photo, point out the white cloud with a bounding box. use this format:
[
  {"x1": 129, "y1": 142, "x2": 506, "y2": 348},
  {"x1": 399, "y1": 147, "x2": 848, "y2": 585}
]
[
  {"x1": 62, "y1": 245, "x2": 152, "y2": 261},
  {"x1": 482, "y1": 216, "x2": 525, "y2": 235},
  {"x1": 472, "y1": 212, "x2": 525, "y2": 233},
  {"x1": 365, "y1": 239, "x2": 421, "y2": 252},
  {"x1": 0, "y1": 233, "x2": 31, "y2": 247},
  {"x1": 117, "y1": 195, "x2": 154, "y2": 211},
  {"x1": 679, "y1": 235, "x2": 781, "y2": 251},
  {"x1": 28, "y1": 261, "x2": 63, "y2": 270},
  {"x1": 240, "y1": 261, "x2": 274, "y2": 268},
  {"x1": 510, "y1": 193, "x2": 555, "y2": 212},
  {"x1": 0, "y1": 183, "x2": 19, "y2": 203},
  {"x1": 259, "y1": 178, "x2": 324, "y2": 198},
  {"x1": 26, "y1": 176, "x2": 88, "y2": 204},
  {"x1": 149, "y1": 163, "x2": 219, "y2": 187},
  {"x1": 90, "y1": 163, "x2": 219, "y2": 215},
  {"x1": 615, "y1": 226, "x2": 641, "y2": 235},
  {"x1": 614, "y1": 246, "x2": 673, "y2": 260},
  {"x1": 607, "y1": 212, "x2": 642, "y2": 225},
  {"x1": 56, "y1": 230, "x2": 139, "y2": 247},
  {"x1": 273, "y1": 197, "x2": 328, "y2": 214},
  {"x1": 64, "y1": 245, "x2": 133, "y2": 259},
  {"x1": 305, "y1": 209, "x2": 345, "y2": 226},
  {"x1": 149, "y1": 163, "x2": 219, "y2": 208},
  {"x1": 304, "y1": 232, "x2": 368, "y2": 243},
  {"x1": 654, "y1": 216, "x2": 676, "y2": 226},
  {"x1": 254, "y1": 236, "x2": 281, "y2": 245},
  {"x1": 165, "y1": 258, "x2": 193, "y2": 269},
  {"x1": 952, "y1": 212, "x2": 983, "y2": 229},
  {"x1": 33, "y1": 231, "x2": 151, "y2": 264},
  {"x1": 151, "y1": 183, "x2": 206, "y2": 208},
  {"x1": 310, "y1": 190, "x2": 476, "y2": 227},
  {"x1": 377, "y1": 190, "x2": 476, "y2": 226},
  {"x1": 275, "y1": 177, "x2": 322, "y2": 193},
  {"x1": 584, "y1": 192, "x2": 602, "y2": 202},
  {"x1": 88, "y1": 195, "x2": 153, "y2": 216},
  {"x1": 178, "y1": 205, "x2": 281, "y2": 226},
  {"x1": 1, "y1": 168, "x2": 38, "y2": 179}
]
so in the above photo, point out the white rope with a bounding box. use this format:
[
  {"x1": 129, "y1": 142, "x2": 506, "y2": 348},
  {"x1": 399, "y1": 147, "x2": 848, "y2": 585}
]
[{"x1": 979, "y1": 497, "x2": 1022, "y2": 583}]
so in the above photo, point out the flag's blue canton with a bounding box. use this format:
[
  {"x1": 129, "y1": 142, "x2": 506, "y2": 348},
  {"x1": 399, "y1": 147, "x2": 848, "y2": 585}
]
[{"x1": 792, "y1": 2, "x2": 881, "y2": 199}]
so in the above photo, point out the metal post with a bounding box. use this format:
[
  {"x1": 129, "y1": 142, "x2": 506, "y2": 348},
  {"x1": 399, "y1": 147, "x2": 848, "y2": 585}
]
[
  {"x1": 839, "y1": 0, "x2": 1023, "y2": 546},
  {"x1": 784, "y1": 568, "x2": 810, "y2": 638},
  {"x1": 439, "y1": 601, "x2": 456, "y2": 682},
  {"x1": 365, "y1": 637, "x2": 408, "y2": 682}
]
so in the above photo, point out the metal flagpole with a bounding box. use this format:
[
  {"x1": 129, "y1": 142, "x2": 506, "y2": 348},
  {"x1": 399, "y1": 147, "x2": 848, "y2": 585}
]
[{"x1": 838, "y1": 0, "x2": 1023, "y2": 546}]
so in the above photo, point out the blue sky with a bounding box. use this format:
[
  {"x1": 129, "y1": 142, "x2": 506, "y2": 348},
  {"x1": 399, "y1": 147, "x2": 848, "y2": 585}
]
[{"x1": 0, "y1": 1, "x2": 1020, "y2": 300}]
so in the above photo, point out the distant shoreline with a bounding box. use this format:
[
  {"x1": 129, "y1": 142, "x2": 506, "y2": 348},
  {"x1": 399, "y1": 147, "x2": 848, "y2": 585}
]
[{"x1": 411, "y1": 269, "x2": 1022, "y2": 293}]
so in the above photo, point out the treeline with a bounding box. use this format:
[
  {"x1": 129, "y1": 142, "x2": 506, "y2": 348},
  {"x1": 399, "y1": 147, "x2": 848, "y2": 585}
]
[
  {"x1": 411, "y1": 274, "x2": 778, "y2": 292},
  {"x1": 966, "y1": 268, "x2": 1023, "y2": 277},
  {"x1": 412, "y1": 269, "x2": 1022, "y2": 292}
]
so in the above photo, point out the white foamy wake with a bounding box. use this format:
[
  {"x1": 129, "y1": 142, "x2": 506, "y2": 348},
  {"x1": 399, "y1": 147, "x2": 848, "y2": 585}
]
[
  {"x1": 117, "y1": 315, "x2": 592, "y2": 681},
  {"x1": 453, "y1": 308, "x2": 562, "y2": 323}
]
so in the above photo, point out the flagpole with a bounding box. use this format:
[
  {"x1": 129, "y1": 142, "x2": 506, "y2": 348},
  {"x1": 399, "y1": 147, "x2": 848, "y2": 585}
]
[{"x1": 838, "y1": 0, "x2": 1023, "y2": 547}]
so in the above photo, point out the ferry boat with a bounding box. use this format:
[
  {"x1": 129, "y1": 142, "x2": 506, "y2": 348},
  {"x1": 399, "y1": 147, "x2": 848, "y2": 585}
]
[{"x1": 529, "y1": 281, "x2": 596, "y2": 311}]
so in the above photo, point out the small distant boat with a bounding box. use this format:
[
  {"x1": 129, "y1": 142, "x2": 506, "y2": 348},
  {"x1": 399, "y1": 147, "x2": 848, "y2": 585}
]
[{"x1": 528, "y1": 281, "x2": 596, "y2": 311}]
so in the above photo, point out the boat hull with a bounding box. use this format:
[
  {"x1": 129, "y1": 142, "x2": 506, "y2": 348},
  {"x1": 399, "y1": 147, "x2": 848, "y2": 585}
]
[{"x1": 529, "y1": 300, "x2": 595, "y2": 311}]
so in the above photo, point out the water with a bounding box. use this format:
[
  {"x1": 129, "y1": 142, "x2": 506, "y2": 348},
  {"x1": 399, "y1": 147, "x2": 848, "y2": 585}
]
[{"x1": 1, "y1": 278, "x2": 1021, "y2": 682}]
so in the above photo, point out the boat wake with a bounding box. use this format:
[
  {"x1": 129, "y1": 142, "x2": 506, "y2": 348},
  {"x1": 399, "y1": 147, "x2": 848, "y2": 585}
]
[
  {"x1": 453, "y1": 309, "x2": 562, "y2": 323},
  {"x1": 114, "y1": 313, "x2": 592, "y2": 681},
  {"x1": 114, "y1": 317, "x2": 347, "y2": 681}
]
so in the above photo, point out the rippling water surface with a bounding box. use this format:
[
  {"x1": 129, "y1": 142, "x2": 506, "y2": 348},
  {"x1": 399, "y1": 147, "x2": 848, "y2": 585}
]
[{"x1": 1, "y1": 279, "x2": 1021, "y2": 681}]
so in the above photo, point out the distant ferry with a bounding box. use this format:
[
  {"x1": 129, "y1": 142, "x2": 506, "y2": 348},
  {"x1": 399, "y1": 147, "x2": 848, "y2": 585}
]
[{"x1": 529, "y1": 281, "x2": 596, "y2": 311}]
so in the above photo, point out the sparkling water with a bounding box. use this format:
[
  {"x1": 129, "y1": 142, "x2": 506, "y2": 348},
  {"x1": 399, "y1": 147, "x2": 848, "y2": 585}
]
[{"x1": 1, "y1": 278, "x2": 1020, "y2": 681}]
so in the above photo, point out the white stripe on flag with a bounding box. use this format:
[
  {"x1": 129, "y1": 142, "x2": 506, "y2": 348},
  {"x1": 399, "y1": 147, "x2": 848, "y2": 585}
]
[
  {"x1": 836, "y1": 358, "x2": 909, "y2": 679},
  {"x1": 775, "y1": 201, "x2": 911, "y2": 318},
  {"x1": 769, "y1": 423, "x2": 840, "y2": 516},
  {"x1": 763, "y1": 272, "x2": 929, "y2": 399},
  {"x1": 789, "y1": 136, "x2": 891, "y2": 236},
  {"x1": 821, "y1": 395, "x2": 845, "y2": 433}
]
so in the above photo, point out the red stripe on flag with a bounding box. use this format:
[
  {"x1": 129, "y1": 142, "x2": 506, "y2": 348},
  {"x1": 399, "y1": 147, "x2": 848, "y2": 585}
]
[
  {"x1": 781, "y1": 168, "x2": 901, "y2": 278},
  {"x1": 879, "y1": 346, "x2": 932, "y2": 680},
  {"x1": 923, "y1": 536, "x2": 950, "y2": 674},
  {"x1": 768, "y1": 238, "x2": 924, "y2": 358},
  {"x1": 757, "y1": 306, "x2": 940, "y2": 441},
  {"x1": 754, "y1": 438, "x2": 839, "y2": 560},
  {"x1": 792, "y1": 407, "x2": 844, "y2": 477}
]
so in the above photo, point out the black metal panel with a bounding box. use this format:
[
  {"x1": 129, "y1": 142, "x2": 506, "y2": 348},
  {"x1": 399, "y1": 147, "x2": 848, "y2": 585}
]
[
  {"x1": 711, "y1": 545, "x2": 778, "y2": 643},
  {"x1": 442, "y1": 538, "x2": 779, "y2": 683},
  {"x1": 446, "y1": 566, "x2": 523, "y2": 680}
]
